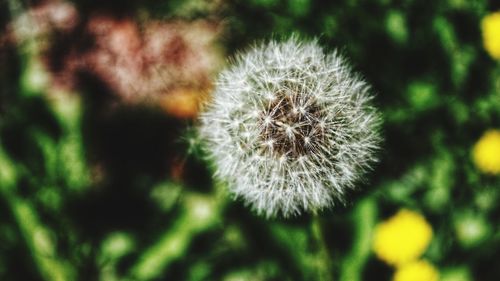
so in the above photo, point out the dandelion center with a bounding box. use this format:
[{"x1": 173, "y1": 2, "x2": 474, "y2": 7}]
[{"x1": 258, "y1": 83, "x2": 325, "y2": 159}]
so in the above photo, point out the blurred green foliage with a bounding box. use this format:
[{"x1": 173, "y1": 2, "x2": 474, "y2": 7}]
[{"x1": 1, "y1": 0, "x2": 500, "y2": 281}]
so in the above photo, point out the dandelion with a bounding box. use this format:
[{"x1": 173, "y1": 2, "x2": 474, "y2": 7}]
[
  {"x1": 199, "y1": 37, "x2": 381, "y2": 218},
  {"x1": 393, "y1": 260, "x2": 439, "y2": 281},
  {"x1": 472, "y1": 129, "x2": 500, "y2": 175},
  {"x1": 481, "y1": 12, "x2": 500, "y2": 60},
  {"x1": 373, "y1": 209, "x2": 433, "y2": 266}
]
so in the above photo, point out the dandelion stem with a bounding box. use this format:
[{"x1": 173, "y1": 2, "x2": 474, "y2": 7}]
[
  {"x1": 311, "y1": 212, "x2": 334, "y2": 281},
  {"x1": 339, "y1": 197, "x2": 377, "y2": 281}
]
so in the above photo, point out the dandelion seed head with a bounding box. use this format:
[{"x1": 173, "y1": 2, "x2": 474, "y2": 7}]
[{"x1": 200, "y1": 37, "x2": 382, "y2": 218}]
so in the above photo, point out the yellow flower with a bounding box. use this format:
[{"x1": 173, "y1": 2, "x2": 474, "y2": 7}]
[
  {"x1": 481, "y1": 12, "x2": 500, "y2": 59},
  {"x1": 373, "y1": 209, "x2": 433, "y2": 266},
  {"x1": 393, "y1": 260, "x2": 439, "y2": 281},
  {"x1": 473, "y1": 129, "x2": 500, "y2": 175}
]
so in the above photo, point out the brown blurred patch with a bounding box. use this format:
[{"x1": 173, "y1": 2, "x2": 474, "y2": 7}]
[
  {"x1": 79, "y1": 17, "x2": 224, "y2": 118},
  {"x1": 7, "y1": 0, "x2": 78, "y2": 45},
  {"x1": 159, "y1": 86, "x2": 212, "y2": 119},
  {"x1": 7, "y1": 0, "x2": 225, "y2": 119}
]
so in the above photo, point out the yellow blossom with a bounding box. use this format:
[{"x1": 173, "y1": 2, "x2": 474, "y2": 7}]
[
  {"x1": 473, "y1": 129, "x2": 500, "y2": 175},
  {"x1": 373, "y1": 209, "x2": 433, "y2": 266},
  {"x1": 393, "y1": 260, "x2": 439, "y2": 281},
  {"x1": 481, "y1": 12, "x2": 500, "y2": 59}
]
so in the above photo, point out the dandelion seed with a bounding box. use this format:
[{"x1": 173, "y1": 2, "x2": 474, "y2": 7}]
[{"x1": 199, "y1": 37, "x2": 382, "y2": 218}]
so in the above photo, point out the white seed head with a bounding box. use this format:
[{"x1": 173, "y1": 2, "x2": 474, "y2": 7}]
[{"x1": 199, "y1": 37, "x2": 382, "y2": 218}]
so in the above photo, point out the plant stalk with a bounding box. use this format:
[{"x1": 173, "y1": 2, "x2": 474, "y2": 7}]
[{"x1": 312, "y1": 211, "x2": 334, "y2": 281}]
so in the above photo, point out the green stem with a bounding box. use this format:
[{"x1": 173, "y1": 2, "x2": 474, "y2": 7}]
[
  {"x1": 0, "y1": 146, "x2": 74, "y2": 281},
  {"x1": 127, "y1": 182, "x2": 227, "y2": 280},
  {"x1": 339, "y1": 197, "x2": 377, "y2": 281},
  {"x1": 311, "y1": 212, "x2": 333, "y2": 281}
]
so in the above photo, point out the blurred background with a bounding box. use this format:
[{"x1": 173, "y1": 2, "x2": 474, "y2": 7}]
[{"x1": 0, "y1": 0, "x2": 499, "y2": 280}]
